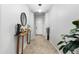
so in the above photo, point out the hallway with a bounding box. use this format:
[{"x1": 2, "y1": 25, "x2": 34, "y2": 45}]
[
  {"x1": 0, "y1": 4, "x2": 79, "y2": 54},
  {"x1": 23, "y1": 35, "x2": 58, "y2": 54}
]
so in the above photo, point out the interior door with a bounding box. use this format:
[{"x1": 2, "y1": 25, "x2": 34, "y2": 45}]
[
  {"x1": 36, "y1": 19, "x2": 43, "y2": 35},
  {"x1": 34, "y1": 13, "x2": 45, "y2": 35}
]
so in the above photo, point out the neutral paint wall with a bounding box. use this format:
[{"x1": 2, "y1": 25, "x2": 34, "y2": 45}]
[
  {"x1": 0, "y1": 5, "x2": 2, "y2": 52},
  {"x1": 44, "y1": 13, "x2": 49, "y2": 38},
  {"x1": 0, "y1": 4, "x2": 34, "y2": 54},
  {"x1": 48, "y1": 4, "x2": 79, "y2": 53},
  {"x1": 28, "y1": 12, "x2": 34, "y2": 38}
]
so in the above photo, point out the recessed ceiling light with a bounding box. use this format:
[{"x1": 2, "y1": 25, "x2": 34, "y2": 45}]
[{"x1": 38, "y1": 9, "x2": 42, "y2": 13}]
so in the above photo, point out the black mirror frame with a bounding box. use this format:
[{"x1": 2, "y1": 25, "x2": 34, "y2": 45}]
[{"x1": 20, "y1": 12, "x2": 27, "y2": 26}]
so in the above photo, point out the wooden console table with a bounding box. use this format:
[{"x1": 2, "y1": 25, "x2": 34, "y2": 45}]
[{"x1": 17, "y1": 31, "x2": 28, "y2": 54}]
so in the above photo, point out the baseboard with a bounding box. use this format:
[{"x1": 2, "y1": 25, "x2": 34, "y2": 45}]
[{"x1": 49, "y1": 39, "x2": 61, "y2": 54}]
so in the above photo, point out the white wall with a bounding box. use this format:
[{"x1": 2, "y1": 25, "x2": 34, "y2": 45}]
[
  {"x1": 27, "y1": 10, "x2": 34, "y2": 38},
  {"x1": 0, "y1": 4, "x2": 34, "y2": 54},
  {"x1": 48, "y1": 4, "x2": 79, "y2": 53},
  {"x1": 44, "y1": 13, "x2": 49, "y2": 38}
]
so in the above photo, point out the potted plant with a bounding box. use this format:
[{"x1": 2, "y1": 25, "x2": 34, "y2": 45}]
[{"x1": 57, "y1": 20, "x2": 79, "y2": 54}]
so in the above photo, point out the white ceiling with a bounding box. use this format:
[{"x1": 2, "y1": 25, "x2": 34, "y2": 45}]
[{"x1": 27, "y1": 4, "x2": 53, "y2": 13}]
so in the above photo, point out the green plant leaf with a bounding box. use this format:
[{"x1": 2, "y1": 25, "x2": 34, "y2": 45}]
[
  {"x1": 63, "y1": 47, "x2": 68, "y2": 54},
  {"x1": 63, "y1": 42, "x2": 73, "y2": 54},
  {"x1": 72, "y1": 20, "x2": 79, "y2": 28},
  {"x1": 57, "y1": 41, "x2": 64, "y2": 45},
  {"x1": 59, "y1": 45, "x2": 65, "y2": 50},
  {"x1": 70, "y1": 29, "x2": 76, "y2": 34},
  {"x1": 59, "y1": 20, "x2": 79, "y2": 54},
  {"x1": 64, "y1": 34, "x2": 78, "y2": 38},
  {"x1": 70, "y1": 40, "x2": 79, "y2": 51}
]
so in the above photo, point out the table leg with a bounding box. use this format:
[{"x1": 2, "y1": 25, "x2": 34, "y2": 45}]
[
  {"x1": 17, "y1": 36, "x2": 19, "y2": 54},
  {"x1": 27, "y1": 33, "x2": 28, "y2": 44},
  {"x1": 21, "y1": 36, "x2": 24, "y2": 54}
]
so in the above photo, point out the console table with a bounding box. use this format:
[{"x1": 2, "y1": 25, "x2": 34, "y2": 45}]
[{"x1": 17, "y1": 29, "x2": 31, "y2": 54}]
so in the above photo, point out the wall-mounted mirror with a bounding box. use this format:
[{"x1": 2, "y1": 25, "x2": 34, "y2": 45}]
[{"x1": 20, "y1": 12, "x2": 27, "y2": 26}]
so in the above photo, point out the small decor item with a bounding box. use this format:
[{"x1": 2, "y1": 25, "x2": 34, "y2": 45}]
[
  {"x1": 57, "y1": 20, "x2": 79, "y2": 54},
  {"x1": 20, "y1": 25, "x2": 27, "y2": 33},
  {"x1": 20, "y1": 12, "x2": 27, "y2": 26},
  {"x1": 15, "y1": 24, "x2": 21, "y2": 36}
]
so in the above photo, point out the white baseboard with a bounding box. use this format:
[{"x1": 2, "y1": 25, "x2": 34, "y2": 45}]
[{"x1": 49, "y1": 39, "x2": 61, "y2": 54}]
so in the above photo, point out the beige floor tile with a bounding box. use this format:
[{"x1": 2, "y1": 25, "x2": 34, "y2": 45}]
[{"x1": 23, "y1": 35, "x2": 58, "y2": 54}]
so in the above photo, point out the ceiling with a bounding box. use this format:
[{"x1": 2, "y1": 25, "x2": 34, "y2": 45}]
[{"x1": 27, "y1": 4, "x2": 53, "y2": 13}]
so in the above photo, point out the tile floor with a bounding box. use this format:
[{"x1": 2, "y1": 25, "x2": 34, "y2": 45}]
[{"x1": 23, "y1": 35, "x2": 58, "y2": 54}]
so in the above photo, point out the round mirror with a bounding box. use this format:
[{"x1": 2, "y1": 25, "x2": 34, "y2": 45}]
[{"x1": 20, "y1": 12, "x2": 27, "y2": 26}]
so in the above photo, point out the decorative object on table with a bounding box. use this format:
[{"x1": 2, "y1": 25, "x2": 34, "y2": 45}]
[
  {"x1": 15, "y1": 24, "x2": 21, "y2": 36},
  {"x1": 57, "y1": 20, "x2": 79, "y2": 54},
  {"x1": 20, "y1": 25, "x2": 27, "y2": 33}
]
